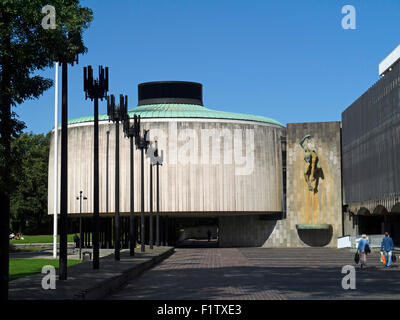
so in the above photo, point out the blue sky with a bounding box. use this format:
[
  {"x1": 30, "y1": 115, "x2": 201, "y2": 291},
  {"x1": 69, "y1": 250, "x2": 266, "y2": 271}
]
[{"x1": 18, "y1": 0, "x2": 400, "y2": 134}]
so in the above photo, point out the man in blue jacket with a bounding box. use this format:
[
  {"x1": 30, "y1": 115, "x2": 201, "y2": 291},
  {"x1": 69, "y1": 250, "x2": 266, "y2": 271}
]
[
  {"x1": 357, "y1": 234, "x2": 369, "y2": 269},
  {"x1": 381, "y1": 232, "x2": 394, "y2": 267}
]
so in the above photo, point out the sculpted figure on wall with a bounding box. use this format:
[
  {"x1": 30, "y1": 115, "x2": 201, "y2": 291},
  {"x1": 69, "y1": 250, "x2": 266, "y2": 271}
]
[{"x1": 299, "y1": 134, "x2": 324, "y2": 193}]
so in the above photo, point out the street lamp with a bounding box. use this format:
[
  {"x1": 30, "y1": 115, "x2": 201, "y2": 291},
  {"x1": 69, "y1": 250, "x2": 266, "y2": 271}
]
[
  {"x1": 123, "y1": 114, "x2": 141, "y2": 256},
  {"x1": 146, "y1": 140, "x2": 163, "y2": 249},
  {"x1": 154, "y1": 142, "x2": 163, "y2": 247},
  {"x1": 135, "y1": 129, "x2": 150, "y2": 252},
  {"x1": 83, "y1": 65, "x2": 109, "y2": 270},
  {"x1": 76, "y1": 191, "x2": 87, "y2": 260},
  {"x1": 106, "y1": 129, "x2": 110, "y2": 214},
  {"x1": 59, "y1": 36, "x2": 79, "y2": 281},
  {"x1": 107, "y1": 94, "x2": 128, "y2": 260}
]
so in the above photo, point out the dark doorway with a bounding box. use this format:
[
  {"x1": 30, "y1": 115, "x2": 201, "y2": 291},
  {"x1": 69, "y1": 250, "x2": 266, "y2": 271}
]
[
  {"x1": 175, "y1": 217, "x2": 219, "y2": 248},
  {"x1": 357, "y1": 214, "x2": 400, "y2": 245},
  {"x1": 357, "y1": 215, "x2": 384, "y2": 235},
  {"x1": 385, "y1": 215, "x2": 400, "y2": 245}
]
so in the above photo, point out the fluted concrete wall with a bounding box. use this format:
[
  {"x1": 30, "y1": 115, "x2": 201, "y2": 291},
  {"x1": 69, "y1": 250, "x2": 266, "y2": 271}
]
[{"x1": 48, "y1": 118, "x2": 285, "y2": 217}]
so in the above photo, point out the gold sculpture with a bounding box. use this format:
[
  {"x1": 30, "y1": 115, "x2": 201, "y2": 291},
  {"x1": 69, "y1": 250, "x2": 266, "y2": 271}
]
[{"x1": 299, "y1": 135, "x2": 324, "y2": 193}]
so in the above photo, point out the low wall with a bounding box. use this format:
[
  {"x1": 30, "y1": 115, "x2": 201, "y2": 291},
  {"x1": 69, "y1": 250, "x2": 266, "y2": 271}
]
[{"x1": 337, "y1": 234, "x2": 385, "y2": 248}]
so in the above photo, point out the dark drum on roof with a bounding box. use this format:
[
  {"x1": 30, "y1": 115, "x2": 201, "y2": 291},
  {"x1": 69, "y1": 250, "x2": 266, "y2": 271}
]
[{"x1": 138, "y1": 81, "x2": 203, "y2": 106}]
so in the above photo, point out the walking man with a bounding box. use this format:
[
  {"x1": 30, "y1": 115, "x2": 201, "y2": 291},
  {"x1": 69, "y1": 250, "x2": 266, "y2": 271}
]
[
  {"x1": 73, "y1": 234, "x2": 80, "y2": 249},
  {"x1": 357, "y1": 234, "x2": 369, "y2": 269},
  {"x1": 381, "y1": 232, "x2": 394, "y2": 267}
]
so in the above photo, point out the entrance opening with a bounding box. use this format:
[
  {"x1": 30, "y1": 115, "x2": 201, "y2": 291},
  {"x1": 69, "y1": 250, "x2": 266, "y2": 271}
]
[
  {"x1": 175, "y1": 217, "x2": 219, "y2": 248},
  {"x1": 357, "y1": 214, "x2": 400, "y2": 245},
  {"x1": 358, "y1": 215, "x2": 384, "y2": 235}
]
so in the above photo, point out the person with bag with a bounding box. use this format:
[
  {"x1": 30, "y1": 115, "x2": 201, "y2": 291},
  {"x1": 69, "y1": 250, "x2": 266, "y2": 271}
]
[
  {"x1": 381, "y1": 232, "x2": 394, "y2": 267},
  {"x1": 380, "y1": 251, "x2": 386, "y2": 265},
  {"x1": 357, "y1": 234, "x2": 369, "y2": 269}
]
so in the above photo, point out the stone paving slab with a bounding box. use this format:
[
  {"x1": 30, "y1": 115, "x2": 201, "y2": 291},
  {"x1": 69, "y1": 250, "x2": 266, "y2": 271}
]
[
  {"x1": 8, "y1": 246, "x2": 174, "y2": 300},
  {"x1": 106, "y1": 247, "x2": 400, "y2": 300}
]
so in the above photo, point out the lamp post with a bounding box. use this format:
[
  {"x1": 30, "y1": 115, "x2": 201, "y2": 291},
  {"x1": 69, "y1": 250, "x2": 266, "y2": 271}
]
[
  {"x1": 53, "y1": 62, "x2": 59, "y2": 260},
  {"x1": 56, "y1": 33, "x2": 79, "y2": 281},
  {"x1": 154, "y1": 142, "x2": 163, "y2": 247},
  {"x1": 59, "y1": 60, "x2": 69, "y2": 280},
  {"x1": 76, "y1": 191, "x2": 87, "y2": 260},
  {"x1": 107, "y1": 94, "x2": 128, "y2": 260},
  {"x1": 148, "y1": 161, "x2": 153, "y2": 249},
  {"x1": 136, "y1": 129, "x2": 150, "y2": 252},
  {"x1": 123, "y1": 114, "x2": 141, "y2": 256},
  {"x1": 106, "y1": 130, "x2": 110, "y2": 214},
  {"x1": 146, "y1": 141, "x2": 163, "y2": 249},
  {"x1": 83, "y1": 65, "x2": 109, "y2": 270}
]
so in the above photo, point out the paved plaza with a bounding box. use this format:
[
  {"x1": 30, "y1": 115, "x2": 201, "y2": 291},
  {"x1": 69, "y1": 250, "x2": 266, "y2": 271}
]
[
  {"x1": 9, "y1": 246, "x2": 174, "y2": 300},
  {"x1": 105, "y1": 247, "x2": 400, "y2": 300}
]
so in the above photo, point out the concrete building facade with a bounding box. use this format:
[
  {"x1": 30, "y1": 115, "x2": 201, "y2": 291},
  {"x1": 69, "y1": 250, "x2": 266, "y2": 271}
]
[
  {"x1": 50, "y1": 69, "x2": 400, "y2": 248},
  {"x1": 342, "y1": 57, "x2": 400, "y2": 244},
  {"x1": 48, "y1": 81, "x2": 291, "y2": 247}
]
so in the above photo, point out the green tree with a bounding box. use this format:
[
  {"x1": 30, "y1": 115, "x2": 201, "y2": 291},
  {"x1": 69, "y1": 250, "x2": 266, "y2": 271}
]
[
  {"x1": 10, "y1": 132, "x2": 50, "y2": 233},
  {"x1": 0, "y1": 0, "x2": 93, "y2": 299}
]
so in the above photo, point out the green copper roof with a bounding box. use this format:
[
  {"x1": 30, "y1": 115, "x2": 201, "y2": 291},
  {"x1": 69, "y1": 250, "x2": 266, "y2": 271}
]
[{"x1": 67, "y1": 103, "x2": 284, "y2": 127}]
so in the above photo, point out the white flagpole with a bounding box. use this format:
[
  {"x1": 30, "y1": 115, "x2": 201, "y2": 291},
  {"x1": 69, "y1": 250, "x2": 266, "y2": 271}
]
[{"x1": 53, "y1": 62, "x2": 59, "y2": 259}]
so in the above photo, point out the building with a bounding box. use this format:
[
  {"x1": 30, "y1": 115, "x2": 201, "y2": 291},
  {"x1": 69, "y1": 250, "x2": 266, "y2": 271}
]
[
  {"x1": 342, "y1": 49, "x2": 400, "y2": 244},
  {"x1": 50, "y1": 47, "x2": 400, "y2": 249},
  {"x1": 48, "y1": 81, "x2": 288, "y2": 247}
]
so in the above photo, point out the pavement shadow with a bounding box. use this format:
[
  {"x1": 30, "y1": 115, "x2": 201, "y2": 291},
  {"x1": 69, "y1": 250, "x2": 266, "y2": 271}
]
[{"x1": 107, "y1": 264, "x2": 400, "y2": 300}]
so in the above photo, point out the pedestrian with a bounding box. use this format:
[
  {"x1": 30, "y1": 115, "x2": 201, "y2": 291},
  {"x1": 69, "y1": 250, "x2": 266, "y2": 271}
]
[
  {"x1": 207, "y1": 230, "x2": 211, "y2": 242},
  {"x1": 73, "y1": 234, "x2": 80, "y2": 249},
  {"x1": 380, "y1": 232, "x2": 394, "y2": 267},
  {"x1": 357, "y1": 234, "x2": 369, "y2": 269}
]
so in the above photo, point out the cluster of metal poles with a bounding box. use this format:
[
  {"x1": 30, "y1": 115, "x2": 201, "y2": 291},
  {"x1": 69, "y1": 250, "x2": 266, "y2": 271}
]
[{"x1": 57, "y1": 63, "x2": 163, "y2": 280}]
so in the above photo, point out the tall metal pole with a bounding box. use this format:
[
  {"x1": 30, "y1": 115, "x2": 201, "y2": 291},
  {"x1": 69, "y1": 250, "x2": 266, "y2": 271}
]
[
  {"x1": 79, "y1": 191, "x2": 82, "y2": 260},
  {"x1": 93, "y1": 97, "x2": 100, "y2": 269},
  {"x1": 149, "y1": 163, "x2": 153, "y2": 249},
  {"x1": 156, "y1": 163, "x2": 160, "y2": 246},
  {"x1": 106, "y1": 130, "x2": 110, "y2": 213},
  {"x1": 107, "y1": 94, "x2": 126, "y2": 260},
  {"x1": 165, "y1": 216, "x2": 168, "y2": 246},
  {"x1": 84, "y1": 65, "x2": 108, "y2": 266},
  {"x1": 115, "y1": 121, "x2": 120, "y2": 260},
  {"x1": 59, "y1": 61, "x2": 68, "y2": 280},
  {"x1": 53, "y1": 62, "x2": 59, "y2": 259},
  {"x1": 141, "y1": 148, "x2": 145, "y2": 252},
  {"x1": 130, "y1": 137, "x2": 135, "y2": 255}
]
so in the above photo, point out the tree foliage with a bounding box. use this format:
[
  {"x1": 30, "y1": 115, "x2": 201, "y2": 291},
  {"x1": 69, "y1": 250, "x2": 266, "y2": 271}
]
[
  {"x1": 0, "y1": 0, "x2": 93, "y2": 224},
  {"x1": 10, "y1": 132, "x2": 50, "y2": 233},
  {"x1": 0, "y1": 0, "x2": 93, "y2": 298},
  {"x1": 0, "y1": 0, "x2": 93, "y2": 106}
]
